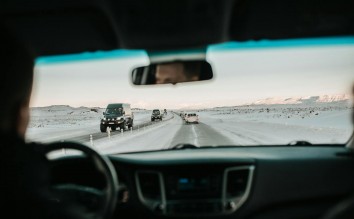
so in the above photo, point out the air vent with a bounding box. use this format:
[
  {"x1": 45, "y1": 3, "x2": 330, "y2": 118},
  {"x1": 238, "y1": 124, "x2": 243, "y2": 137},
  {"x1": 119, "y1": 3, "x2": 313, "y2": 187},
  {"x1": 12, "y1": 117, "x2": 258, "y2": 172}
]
[
  {"x1": 223, "y1": 166, "x2": 254, "y2": 212},
  {"x1": 136, "y1": 172, "x2": 162, "y2": 200},
  {"x1": 226, "y1": 169, "x2": 249, "y2": 198}
]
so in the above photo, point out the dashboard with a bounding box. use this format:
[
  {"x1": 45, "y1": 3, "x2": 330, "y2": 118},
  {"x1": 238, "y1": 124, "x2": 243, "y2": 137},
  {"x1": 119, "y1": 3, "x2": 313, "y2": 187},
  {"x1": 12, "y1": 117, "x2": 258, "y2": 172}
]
[
  {"x1": 135, "y1": 165, "x2": 254, "y2": 216},
  {"x1": 50, "y1": 146, "x2": 354, "y2": 219}
]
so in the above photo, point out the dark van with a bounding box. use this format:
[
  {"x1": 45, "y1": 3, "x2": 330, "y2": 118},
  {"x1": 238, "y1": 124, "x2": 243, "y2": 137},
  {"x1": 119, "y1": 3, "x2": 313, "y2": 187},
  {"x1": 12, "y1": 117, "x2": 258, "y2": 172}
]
[
  {"x1": 151, "y1": 109, "x2": 162, "y2": 121},
  {"x1": 100, "y1": 103, "x2": 134, "y2": 132}
]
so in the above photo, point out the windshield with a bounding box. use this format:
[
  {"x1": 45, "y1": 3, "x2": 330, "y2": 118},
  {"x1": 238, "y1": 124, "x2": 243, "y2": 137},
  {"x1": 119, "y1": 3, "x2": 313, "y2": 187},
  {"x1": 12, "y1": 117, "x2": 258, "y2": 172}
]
[
  {"x1": 105, "y1": 108, "x2": 123, "y2": 116},
  {"x1": 28, "y1": 37, "x2": 354, "y2": 154}
]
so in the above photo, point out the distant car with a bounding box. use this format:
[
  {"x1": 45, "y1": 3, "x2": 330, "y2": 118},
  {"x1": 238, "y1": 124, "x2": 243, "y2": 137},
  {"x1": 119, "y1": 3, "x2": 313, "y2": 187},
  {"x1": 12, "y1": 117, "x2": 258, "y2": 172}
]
[
  {"x1": 151, "y1": 109, "x2": 162, "y2": 121},
  {"x1": 185, "y1": 113, "x2": 199, "y2": 124},
  {"x1": 100, "y1": 103, "x2": 134, "y2": 132}
]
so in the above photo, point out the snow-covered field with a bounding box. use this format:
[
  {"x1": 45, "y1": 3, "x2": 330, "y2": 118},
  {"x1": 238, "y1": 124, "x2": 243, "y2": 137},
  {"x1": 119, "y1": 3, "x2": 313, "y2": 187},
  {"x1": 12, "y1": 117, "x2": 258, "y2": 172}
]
[
  {"x1": 26, "y1": 106, "x2": 151, "y2": 142},
  {"x1": 27, "y1": 98, "x2": 354, "y2": 155},
  {"x1": 197, "y1": 103, "x2": 353, "y2": 145}
]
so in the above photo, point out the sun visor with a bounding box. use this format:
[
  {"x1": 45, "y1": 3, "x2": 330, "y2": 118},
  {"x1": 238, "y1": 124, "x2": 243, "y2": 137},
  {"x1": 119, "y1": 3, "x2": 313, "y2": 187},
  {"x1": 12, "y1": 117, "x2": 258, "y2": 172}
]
[
  {"x1": 229, "y1": 0, "x2": 354, "y2": 41},
  {"x1": 108, "y1": 0, "x2": 234, "y2": 50},
  {"x1": 2, "y1": 5, "x2": 119, "y2": 56}
]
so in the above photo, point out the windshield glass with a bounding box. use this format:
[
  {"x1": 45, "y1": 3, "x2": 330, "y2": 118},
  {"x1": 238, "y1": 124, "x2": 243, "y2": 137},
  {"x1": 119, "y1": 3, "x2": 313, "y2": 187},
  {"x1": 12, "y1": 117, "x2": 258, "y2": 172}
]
[
  {"x1": 28, "y1": 37, "x2": 354, "y2": 154},
  {"x1": 105, "y1": 108, "x2": 123, "y2": 116}
]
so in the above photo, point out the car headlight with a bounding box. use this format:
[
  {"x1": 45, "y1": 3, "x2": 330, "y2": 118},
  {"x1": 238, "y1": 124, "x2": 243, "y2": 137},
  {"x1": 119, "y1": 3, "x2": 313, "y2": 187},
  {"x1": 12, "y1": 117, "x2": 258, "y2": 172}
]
[{"x1": 103, "y1": 118, "x2": 107, "y2": 121}]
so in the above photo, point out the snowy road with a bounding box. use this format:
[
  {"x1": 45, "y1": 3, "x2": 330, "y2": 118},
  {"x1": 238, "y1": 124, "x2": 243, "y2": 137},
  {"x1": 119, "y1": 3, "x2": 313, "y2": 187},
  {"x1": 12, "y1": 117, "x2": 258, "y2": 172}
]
[
  {"x1": 169, "y1": 122, "x2": 233, "y2": 147},
  {"x1": 26, "y1": 109, "x2": 159, "y2": 143},
  {"x1": 90, "y1": 112, "x2": 234, "y2": 154},
  {"x1": 65, "y1": 115, "x2": 174, "y2": 143},
  {"x1": 91, "y1": 109, "x2": 352, "y2": 154},
  {"x1": 29, "y1": 105, "x2": 353, "y2": 156},
  {"x1": 39, "y1": 112, "x2": 235, "y2": 152}
]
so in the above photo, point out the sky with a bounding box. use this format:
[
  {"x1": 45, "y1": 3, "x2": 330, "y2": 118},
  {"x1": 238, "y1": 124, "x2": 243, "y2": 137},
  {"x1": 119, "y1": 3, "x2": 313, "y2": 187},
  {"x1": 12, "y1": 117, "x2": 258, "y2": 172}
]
[{"x1": 31, "y1": 40, "x2": 354, "y2": 109}]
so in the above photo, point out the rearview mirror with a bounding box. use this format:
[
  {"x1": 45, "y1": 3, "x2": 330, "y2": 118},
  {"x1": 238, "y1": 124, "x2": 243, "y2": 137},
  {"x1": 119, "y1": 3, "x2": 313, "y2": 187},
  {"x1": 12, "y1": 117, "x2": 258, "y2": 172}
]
[{"x1": 131, "y1": 60, "x2": 213, "y2": 85}]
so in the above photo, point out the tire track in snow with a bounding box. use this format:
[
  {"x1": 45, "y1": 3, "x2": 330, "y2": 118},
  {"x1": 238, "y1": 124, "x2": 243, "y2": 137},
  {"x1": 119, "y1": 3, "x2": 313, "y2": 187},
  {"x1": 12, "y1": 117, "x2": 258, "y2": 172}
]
[
  {"x1": 191, "y1": 124, "x2": 199, "y2": 146},
  {"x1": 214, "y1": 127, "x2": 263, "y2": 145},
  {"x1": 169, "y1": 118, "x2": 233, "y2": 148},
  {"x1": 57, "y1": 114, "x2": 175, "y2": 144}
]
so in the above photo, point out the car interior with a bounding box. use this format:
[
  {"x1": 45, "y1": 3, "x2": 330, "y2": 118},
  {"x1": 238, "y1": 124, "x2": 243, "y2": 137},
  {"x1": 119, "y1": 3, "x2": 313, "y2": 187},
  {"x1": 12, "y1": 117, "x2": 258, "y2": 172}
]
[{"x1": 1, "y1": 0, "x2": 354, "y2": 219}]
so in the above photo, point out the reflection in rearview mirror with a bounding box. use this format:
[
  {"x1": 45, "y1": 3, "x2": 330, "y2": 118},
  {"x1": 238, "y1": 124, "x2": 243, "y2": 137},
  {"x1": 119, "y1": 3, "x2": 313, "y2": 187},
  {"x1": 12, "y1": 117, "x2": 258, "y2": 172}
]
[{"x1": 131, "y1": 60, "x2": 213, "y2": 85}]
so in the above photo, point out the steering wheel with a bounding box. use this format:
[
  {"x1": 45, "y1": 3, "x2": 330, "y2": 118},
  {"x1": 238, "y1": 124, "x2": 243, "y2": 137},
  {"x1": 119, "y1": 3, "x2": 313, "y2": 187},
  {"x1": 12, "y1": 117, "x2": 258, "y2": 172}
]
[
  {"x1": 322, "y1": 195, "x2": 354, "y2": 219},
  {"x1": 43, "y1": 142, "x2": 118, "y2": 219}
]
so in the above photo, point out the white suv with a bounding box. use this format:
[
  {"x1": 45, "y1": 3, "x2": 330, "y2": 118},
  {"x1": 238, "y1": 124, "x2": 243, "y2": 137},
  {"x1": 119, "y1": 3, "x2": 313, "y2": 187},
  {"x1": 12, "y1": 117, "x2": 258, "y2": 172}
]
[{"x1": 185, "y1": 113, "x2": 199, "y2": 124}]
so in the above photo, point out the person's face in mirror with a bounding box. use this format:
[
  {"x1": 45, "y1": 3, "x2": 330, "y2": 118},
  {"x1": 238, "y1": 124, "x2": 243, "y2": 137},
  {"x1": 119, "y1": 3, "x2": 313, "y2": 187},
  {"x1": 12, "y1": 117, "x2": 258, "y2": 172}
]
[{"x1": 155, "y1": 63, "x2": 187, "y2": 84}]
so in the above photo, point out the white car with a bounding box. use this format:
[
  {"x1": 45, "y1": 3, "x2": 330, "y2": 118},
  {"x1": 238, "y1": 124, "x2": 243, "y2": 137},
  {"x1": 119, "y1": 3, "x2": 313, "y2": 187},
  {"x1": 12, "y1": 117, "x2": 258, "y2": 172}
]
[{"x1": 185, "y1": 113, "x2": 199, "y2": 124}]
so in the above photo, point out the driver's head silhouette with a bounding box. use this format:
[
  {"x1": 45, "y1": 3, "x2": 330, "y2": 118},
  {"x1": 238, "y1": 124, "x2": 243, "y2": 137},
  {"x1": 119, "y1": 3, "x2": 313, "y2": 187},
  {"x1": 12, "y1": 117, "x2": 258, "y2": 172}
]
[{"x1": 0, "y1": 25, "x2": 34, "y2": 138}]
